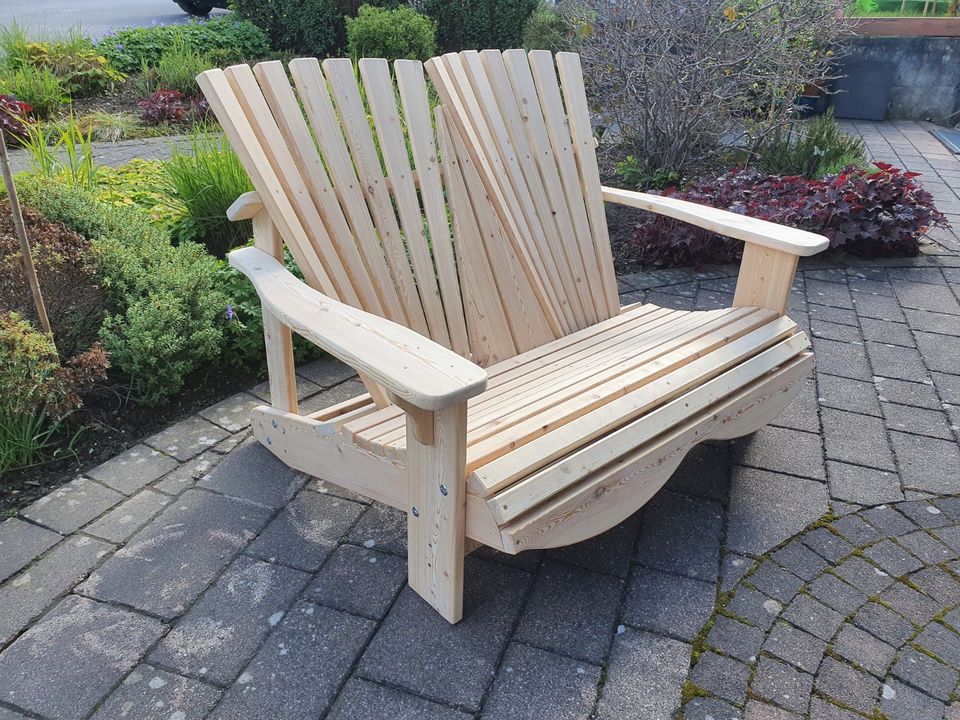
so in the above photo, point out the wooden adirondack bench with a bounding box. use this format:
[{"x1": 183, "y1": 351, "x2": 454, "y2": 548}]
[{"x1": 198, "y1": 49, "x2": 828, "y2": 623}]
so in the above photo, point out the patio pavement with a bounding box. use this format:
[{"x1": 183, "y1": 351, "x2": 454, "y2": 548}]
[{"x1": 1, "y1": 120, "x2": 959, "y2": 720}]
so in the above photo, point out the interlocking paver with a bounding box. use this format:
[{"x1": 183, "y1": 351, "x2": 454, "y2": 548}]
[
  {"x1": 832, "y1": 624, "x2": 896, "y2": 677},
  {"x1": 327, "y1": 678, "x2": 469, "y2": 720},
  {"x1": 746, "y1": 560, "x2": 804, "y2": 604},
  {"x1": 853, "y1": 601, "x2": 917, "y2": 647},
  {"x1": 153, "y1": 450, "x2": 221, "y2": 496},
  {"x1": 199, "y1": 438, "x2": 307, "y2": 508},
  {"x1": 763, "y1": 621, "x2": 827, "y2": 674},
  {"x1": 84, "y1": 489, "x2": 171, "y2": 544},
  {"x1": 883, "y1": 403, "x2": 954, "y2": 440},
  {"x1": 801, "y1": 527, "x2": 854, "y2": 563},
  {"x1": 880, "y1": 679, "x2": 945, "y2": 720},
  {"x1": 891, "y1": 648, "x2": 957, "y2": 701},
  {"x1": 821, "y1": 409, "x2": 896, "y2": 471},
  {"x1": 0, "y1": 518, "x2": 60, "y2": 584},
  {"x1": 306, "y1": 544, "x2": 407, "y2": 620},
  {"x1": 829, "y1": 514, "x2": 882, "y2": 545},
  {"x1": 727, "y1": 586, "x2": 782, "y2": 630},
  {"x1": 772, "y1": 542, "x2": 830, "y2": 581},
  {"x1": 826, "y1": 461, "x2": 903, "y2": 504},
  {"x1": 875, "y1": 376, "x2": 942, "y2": 409},
  {"x1": 781, "y1": 595, "x2": 844, "y2": 642},
  {"x1": 21, "y1": 477, "x2": 123, "y2": 534},
  {"x1": 750, "y1": 655, "x2": 813, "y2": 714},
  {"x1": 807, "y1": 573, "x2": 866, "y2": 615},
  {"x1": 890, "y1": 431, "x2": 960, "y2": 494},
  {"x1": 706, "y1": 616, "x2": 764, "y2": 662},
  {"x1": 688, "y1": 651, "x2": 750, "y2": 705},
  {"x1": 832, "y1": 556, "x2": 894, "y2": 595},
  {"x1": 199, "y1": 392, "x2": 262, "y2": 432},
  {"x1": 817, "y1": 374, "x2": 882, "y2": 417},
  {"x1": 86, "y1": 443, "x2": 178, "y2": 494},
  {"x1": 145, "y1": 415, "x2": 229, "y2": 461},
  {"x1": 91, "y1": 664, "x2": 221, "y2": 720},
  {"x1": 880, "y1": 581, "x2": 942, "y2": 625},
  {"x1": 915, "y1": 622, "x2": 960, "y2": 666},
  {"x1": 814, "y1": 657, "x2": 881, "y2": 716},
  {"x1": 635, "y1": 491, "x2": 722, "y2": 581},
  {"x1": 864, "y1": 539, "x2": 924, "y2": 576},
  {"x1": 623, "y1": 567, "x2": 715, "y2": 642},
  {"x1": 733, "y1": 426, "x2": 824, "y2": 480},
  {"x1": 684, "y1": 697, "x2": 743, "y2": 720},
  {"x1": 548, "y1": 516, "x2": 639, "y2": 578}
]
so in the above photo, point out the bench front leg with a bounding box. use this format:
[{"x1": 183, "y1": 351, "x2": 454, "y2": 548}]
[
  {"x1": 732, "y1": 243, "x2": 800, "y2": 317},
  {"x1": 405, "y1": 401, "x2": 468, "y2": 623}
]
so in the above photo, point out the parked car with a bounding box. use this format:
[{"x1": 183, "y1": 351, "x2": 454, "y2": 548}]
[{"x1": 175, "y1": 0, "x2": 228, "y2": 16}]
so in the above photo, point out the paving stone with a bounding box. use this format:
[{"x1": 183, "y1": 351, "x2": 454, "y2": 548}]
[
  {"x1": 865, "y1": 342, "x2": 927, "y2": 381},
  {"x1": 890, "y1": 432, "x2": 960, "y2": 494},
  {"x1": 199, "y1": 392, "x2": 262, "y2": 432},
  {"x1": 90, "y1": 664, "x2": 221, "y2": 720},
  {"x1": 932, "y1": 371, "x2": 960, "y2": 405},
  {"x1": 688, "y1": 651, "x2": 749, "y2": 705},
  {"x1": 0, "y1": 595, "x2": 165, "y2": 720},
  {"x1": 295, "y1": 356, "x2": 357, "y2": 387},
  {"x1": 298, "y1": 379, "x2": 367, "y2": 414},
  {"x1": 810, "y1": 337, "x2": 872, "y2": 381},
  {"x1": 348, "y1": 502, "x2": 408, "y2": 556},
  {"x1": 853, "y1": 601, "x2": 917, "y2": 647},
  {"x1": 727, "y1": 469, "x2": 828, "y2": 557},
  {"x1": 622, "y1": 567, "x2": 714, "y2": 642},
  {"x1": 597, "y1": 628, "x2": 690, "y2": 720},
  {"x1": 359, "y1": 557, "x2": 531, "y2": 711},
  {"x1": 771, "y1": 376, "x2": 820, "y2": 434},
  {"x1": 936, "y1": 526, "x2": 960, "y2": 554},
  {"x1": 482, "y1": 642, "x2": 600, "y2": 720},
  {"x1": 821, "y1": 409, "x2": 895, "y2": 471},
  {"x1": 882, "y1": 403, "x2": 954, "y2": 440},
  {"x1": 829, "y1": 514, "x2": 882, "y2": 545},
  {"x1": 904, "y1": 307, "x2": 960, "y2": 335},
  {"x1": 875, "y1": 376, "x2": 943, "y2": 409},
  {"x1": 0, "y1": 708, "x2": 27, "y2": 719},
  {"x1": 548, "y1": 515, "x2": 639, "y2": 578},
  {"x1": 306, "y1": 543, "x2": 406, "y2": 620},
  {"x1": 861, "y1": 317, "x2": 915, "y2": 347},
  {"x1": 850, "y1": 292, "x2": 906, "y2": 322},
  {"x1": 750, "y1": 655, "x2": 813, "y2": 714},
  {"x1": 861, "y1": 505, "x2": 918, "y2": 535},
  {"x1": 211, "y1": 429, "x2": 249, "y2": 455},
  {"x1": 248, "y1": 374, "x2": 321, "y2": 403},
  {"x1": 807, "y1": 279, "x2": 854, "y2": 309},
  {"x1": 916, "y1": 331, "x2": 960, "y2": 374},
  {"x1": 782, "y1": 595, "x2": 844, "y2": 642},
  {"x1": 892, "y1": 279, "x2": 960, "y2": 313},
  {"x1": 150, "y1": 555, "x2": 308, "y2": 685},
  {"x1": 721, "y1": 553, "x2": 753, "y2": 591},
  {"x1": 0, "y1": 534, "x2": 114, "y2": 645},
  {"x1": 898, "y1": 530, "x2": 955, "y2": 564},
  {"x1": 891, "y1": 648, "x2": 957, "y2": 701},
  {"x1": 199, "y1": 439, "x2": 306, "y2": 508},
  {"x1": 79, "y1": 490, "x2": 272, "y2": 618},
  {"x1": 743, "y1": 700, "x2": 801, "y2": 719},
  {"x1": 817, "y1": 374, "x2": 882, "y2": 417},
  {"x1": 727, "y1": 586, "x2": 782, "y2": 631},
  {"x1": 516, "y1": 560, "x2": 623, "y2": 664},
  {"x1": 802, "y1": 527, "x2": 854, "y2": 563},
  {"x1": 733, "y1": 426, "x2": 824, "y2": 480},
  {"x1": 880, "y1": 581, "x2": 942, "y2": 625},
  {"x1": 247, "y1": 491, "x2": 364, "y2": 571},
  {"x1": 152, "y1": 450, "x2": 221, "y2": 496},
  {"x1": 327, "y1": 678, "x2": 469, "y2": 720},
  {"x1": 664, "y1": 443, "x2": 731, "y2": 501},
  {"x1": 0, "y1": 518, "x2": 61, "y2": 583},
  {"x1": 915, "y1": 622, "x2": 960, "y2": 667},
  {"x1": 635, "y1": 491, "x2": 722, "y2": 581},
  {"x1": 911, "y1": 566, "x2": 960, "y2": 604},
  {"x1": 897, "y1": 500, "x2": 954, "y2": 529},
  {"x1": 705, "y1": 616, "x2": 764, "y2": 662},
  {"x1": 86, "y1": 444, "x2": 179, "y2": 495},
  {"x1": 746, "y1": 560, "x2": 804, "y2": 604},
  {"x1": 772, "y1": 542, "x2": 830, "y2": 581},
  {"x1": 807, "y1": 573, "x2": 867, "y2": 615},
  {"x1": 807, "y1": 304, "x2": 853, "y2": 325},
  {"x1": 832, "y1": 624, "x2": 897, "y2": 677},
  {"x1": 826, "y1": 461, "x2": 903, "y2": 505},
  {"x1": 84, "y1": 489, "x2": 172, "y2": 544},
  {"x1": 307, "y1": 477, "x2": 372, "y2": 505},
  {"x1": 809, "y1": 697, "x2": 868, "y2": 720},
  {"x1": 832, "y1": 556, "x2": 894, "y2": 596},
  {"x1": 811, "y1": 320, "x2": 861, "y2": 343},
  {"x1": 880, "y1": 679, "x2": 946, "y2": 720},
  {"x1": 864, "y1": 539, "x2": 924, "y2": 577},
  {"x1": 145, "y1": 415, "x2": 229, "y2": 461},
  {"x1": 683, "y1": 697, "x2": 743, "y2": 720},
  {"x1": 210, "y1": 602, "x2": 373, "y2": 720},
  {"x1": 814, "y1": 657, "x2": 881, "y2": 716},
  {"x1": 21, "y1": 477, "x2": 123, "y2": 534},
  {"x1": 763, "y1": 622, "x2": 827, "y2": 674}
]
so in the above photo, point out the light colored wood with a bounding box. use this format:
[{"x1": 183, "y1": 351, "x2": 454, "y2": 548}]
[
  {"x1": 732, "y1": 244, "x2": 799, "y2": 316},
  {"x1": 391, "y1": 394, "x2": 435, "y2": 446},
  {"x1": 602, "y1": 186, "x2": 830, "y2": 256},
  {"x1": 407, "y1": 402, "x2": 468, "y2": 623},
  {"x1": 229, "y1": 246, "x2": 487, "y2": 411},
  {"x1": 226, "y1": 190, "x2": 263, "y2": 221}
]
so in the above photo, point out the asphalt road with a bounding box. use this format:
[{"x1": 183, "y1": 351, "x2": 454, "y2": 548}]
[{"x1": 0, "y1": 0, "x2": 228, "y2": 41}]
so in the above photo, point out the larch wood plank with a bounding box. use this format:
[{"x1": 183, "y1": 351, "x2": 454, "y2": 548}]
[{"x1": 733, "y1": 244, "x2": 799, "y2": 316}]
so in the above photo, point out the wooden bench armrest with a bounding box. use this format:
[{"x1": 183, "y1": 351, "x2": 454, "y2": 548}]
[
  {"x1": 227, "y1": 191, "x2": 264, "y2": 221},
  {"x1": 601, "y1": 186, "x2": 830, "y2": 257},
  {"x1": 229, "y1": 246, "x2": 488, "y2": 411}
]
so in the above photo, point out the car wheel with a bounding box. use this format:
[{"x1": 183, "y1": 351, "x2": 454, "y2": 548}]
[{"x1": 175, "y1": 0, "x2": 214, "y2": 16}]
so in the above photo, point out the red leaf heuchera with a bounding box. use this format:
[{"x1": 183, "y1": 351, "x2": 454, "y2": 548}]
[
  {"x1": 631, "y1": 165, "x2": 949, "y2": 268},
  {"x1": 138, "y1": 90, "x2": 209, "y2": 127},
  {"x1": 0, "y1": 94, "x2": 33, "y2": 144}
]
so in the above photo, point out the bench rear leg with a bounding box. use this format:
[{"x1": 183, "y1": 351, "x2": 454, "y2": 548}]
[{"x1": 406, "y1": 402, "x2": 468, "y2": 623}]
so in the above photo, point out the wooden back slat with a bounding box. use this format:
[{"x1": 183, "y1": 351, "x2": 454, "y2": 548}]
[{"x1": 394, "y1": 60, "x2": 471, "y2": 357}]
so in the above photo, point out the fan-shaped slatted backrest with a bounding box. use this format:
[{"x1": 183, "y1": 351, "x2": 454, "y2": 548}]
[{"x1": 198, "y1": 51, "x2": 618, "y2": 406}]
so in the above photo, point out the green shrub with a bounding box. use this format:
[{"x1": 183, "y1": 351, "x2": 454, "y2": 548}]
[
  {"x1": 346, "y1": 5, "x2": 437, "y2": 62},
  {"x1": 232, "y1": 0, "x2": 340, "y2": 56},
  {"x1": 756, "y1": 110, "x2": 868, "y2": 179},
  {"x1": 615, "y1": 156, "x2": 681, "y2": 190},
  {"x1": 95, "y1": 158, "x2": 185, "y2": 229},
  {"x1": 413, "y1": 0, "x2": 538, "y2": 51},
  {"x1": 156, "y1": 36, "x2": 210, "y2": 96},
  {"x1": 0, "y1": 65, "x2": 67, "y2": 119},
  {"x1": 96, "y1": 16, "x2": 270, "y2": 74},
  {"x1": 522, "y1": 1, "x2": 573, "y2": 52},
  {"x1": 164, "y1": 131, "x2": 253, "y2": 256},
  {"x1": 16, "y1": 177, "x2": 228, "y2": 406},
  {"x1": 23, "y1": 41, "x2": 125, "y2": 98}
]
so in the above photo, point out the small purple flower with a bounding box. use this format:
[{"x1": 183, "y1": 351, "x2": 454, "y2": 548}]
[
  {"x1": 116, "y1": 43, "x2": 123, "y2": 51},
  {"x1": 226, "y1": 303, "x2": 234, "y2": 321}
]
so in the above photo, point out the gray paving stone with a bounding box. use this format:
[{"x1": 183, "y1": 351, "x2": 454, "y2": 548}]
[
  {"x1": 880, "y1": 679, "x2": 945, "y2": 720},
  {"x1": 0, "y1": 534, "x2": 114, "y2": 645},
  {"x1": 851, "y1": 292, "x2": 906, "y2": 322},
  {"x1": 248, "y1": 374, "x2": 321, "y2": 404},
  {"x1": 298, "y1": 378, "x2": 367, "y2": 414},
  {"x1": 897, "y1": 500, "x2": 954, "y2": 529},
  {"x1": 746, "y1": 560, "x2": 804, "y2": 604},
  {"x1": 199, "y1": 392, "x2": 262, "y2": 432},
  {"x1": 210, "y1": 601, "x2": 374, "y2": 720},
  {"x1": 306, "y1": 543, "x2": 406, "y2": 620},
  {"x1": 810, "y1": 337, "x2": 872, "y2": 380},
  {"x1": 898, "y1": 530, "x2": 955, "y2": 564},
  {"x1": 597, "y1": 628, "x2": 689, "y2": 720},
  {"x1": 914, "y1": 566, "x2": 960, "y2": 605},
  {"x1": 829, "y1": 514, "x2": 883, "y2": 545},
  {"x1": 516, "y1": 560, "x2": 622, "y2": 664},
  {"x1": 891, "y1": 648, "x2": 957, "y2": 701},
  {"x1": 875, "y1": 376, "x2": 943, "y2": 409},
  {"x1": 86, "y1": 444, "x2": 179, "y2": 495},
  {"x1": 807, "y1": 278, "x2": 854, "y2": 309},
  {"x1": 807, "y1": 573, "x2": 867, "y2": 615},
  {"x1": 936, "y1": 526, "x2": 960, "y2": 554},
  {"x1": 359, "y1": 557, "x2": 531, "y2": 711},
  {"x1": 295, "y1": 356, "x2": 357, "y2": 387},
  {"x1": 150, "y1": 555, "x2": 308, "y2": 685},
  {"x1": 727, "y1": 468, "x2": 828, "y2": 556},
  {"x1": 733, "y1": 426, "x2": 824, "y2": 480},
  {"x1": 771, "y1": 376, "x2": 820, "y2": 434},
  {"x1": 890, "y1": 432, "x2": 960, "y2": 494},
  {"x1": 763, "y1": 621, "x2": 827, "y2": 674},
  {"x1": 482, "y1": 642, "x2": 600, "y2": 720},
  {"x1": 247, "y1": 491, "x2": 364, "y2": 571},
  {"x1": 635, "y1": 491, "x2": 722, "y2": 581},
  {"x1": 892, "y1": 278, "x2": 960, "y2": 313},
  {"x1": 750, "y1": 655, "x2": 813, "y2": 714},
  {"x1": 145, "y1": 415, "x2": 229, "y2": 462},
  {"x1": 772, "y1": 542, "x2": 829, "y2": 581},
  {"x1": 811, "y1": 319, "x2": 861, "y2": 343},
  {"x1": 853, "y1": 601, "x2": 917, "y2": 646},
  {"x1": 817, "y1": 374, "x2": 882, "y2": 417},
  {"x1": 91, "y1": 664, "x2": 221, "y2": 720},
  {"x1": 833, "y1": 624, "x2": 897, "y2": 677},
  {"x1": 307, "y1": 477, "x2": 372, "y2": 505},
  {"x1": 152, "y1": 450, "x2": 221, "y2": 496},
  {"x1": 199, "y1": 439, "x2": 306, "y2": 508},
  {"x1": 683, "y1": 697, "x2": 743, "y2": 720},
  {"x1": 861, "y1": 505, "x2": 918, "y2": 535},
  {"x1": 0, "y1": 708, "x2": 27, "y2": 719},
  {"x1": 932, "y1": 371, "x2": 960, "y2": 405},
  {"x1": 864, "y1": 539, "x2": 924, "y2": 576},
  {"x1": 806, "y1": 304, "x2": 852, "y2": 325},
  {"x1": 880, "y1": 581, "x2": 942, "y2": 625},
  {"x1": 814, "y1": 657, "x2": 880, "y2": 716},
  {"x1": 84, "y1": 489, "x2": 171, "y2": 544},
  {"x1": 79, "y1": 490, "x2": 272, "y2": 618},
  {"x1": 801, "y1": 527, "x2": 854, "y2": 563},
  {"x1": 20, "y1": 477, "x2": 123, "y2": 534},
  {"x1": 743, "y1": 700, "x2": 801, "y2": 720},
  {"x1": 0, "y1": 518, "x2": 60, "y2": 584},
  {"x1": 904, "y1": 307, "x2": 960, "y2": 335},
  {"x1": 826, "y1": 461, "x2": 903, "y2": 505},
  {"x1": 688, "y1": 651, "x2": 749, "y2": 705},
  {"x1": 706, "y1": 616, "x2": 764, "y2": 662},
  {"x1": 883, "y1": 403, "x2": 954, "y2": 440},
  {"x1": 832, "y1": 556, "x2": 894, "y2": 596},
  {"x1": 623, "y1": 567, "x2": 715, "y2": 642},
  {"x1": 866, "y1": 342, "x2": 927, "y2": 381},
  {"x1": 348, "y1": 502, "x2": 408, "y2": 556},
  {"x1": 328, "y1": 678, "x2": 470, "y2": 720},
  {"x1": 821, "y1": 409, "x2": 895, "y2": 471},
  {"x1": 861, "y1": 317, "x2": 915, "y2": 347},
  {"x1": 664, "y1": 442, "x2": 731, "y2": 501},
  {"x1": 721, "y1": 553, "x2": 753, "y2": 591},
  {"x1": 782, "y1": 595, "x2": 844, "y2": 641},
  {"x1": 548, "y1": 515, "x2": 639, "y2": 578},
  {"x1": 727, "y1": 586, "x2": 782, "y2": 631},
  {"x1": 0, "y1": 595, "x2": 165, "y2": 720},
  {"x1": 915, "y1": 622, "x2": 960, "y2": 667},
  {"x1": 916, "y1": 331, "x2": 960, "y2": 374}
]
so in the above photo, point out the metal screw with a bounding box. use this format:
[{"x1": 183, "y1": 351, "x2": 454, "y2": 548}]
[
  {"x1": 266, "y1": 436, "x2": 272, "y2": 445},
  {"x1": 439, "y1": 484, "x2": 448, "y2": 496},
  {"x1": 272, "y1": 419, "x2": 278, "y2": 428},
  {"x1": 411, "y1": 506, "x2": 420, "y2": 517}
]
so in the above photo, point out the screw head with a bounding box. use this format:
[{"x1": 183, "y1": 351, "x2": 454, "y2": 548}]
[
  {"x1": 411, "y1": 506, "x2": 420, "y2": 517},
  {"x1": 271, "y1": 419, "x2": 278, "y2": 428},
  {"x1": 266, "y1": 436, "x2": 272, "y2": 445},
  {"x1": 439, "y1": 484, "x2": 448, "y2": 496}
]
